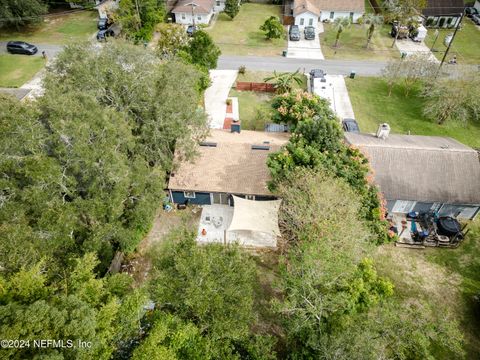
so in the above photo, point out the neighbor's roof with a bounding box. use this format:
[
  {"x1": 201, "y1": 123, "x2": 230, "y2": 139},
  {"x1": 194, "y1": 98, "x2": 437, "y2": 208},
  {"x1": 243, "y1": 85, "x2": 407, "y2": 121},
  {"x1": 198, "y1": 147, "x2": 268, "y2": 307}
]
[
  {"x1": 168, "y1": 129, "x2": 289, "y2": 196},
  {"x1": 423, "y1": 0, "x2": 464, "y2": 16},
  {"x1": 172, "y1": 0, "x2": 214, "y2": 14},
  {"x1": 293, "y1": 0, "x2": 364, "y2": 16},
  {"x1": 344, "y1": 133, "x2": 480, "y2": 204}
]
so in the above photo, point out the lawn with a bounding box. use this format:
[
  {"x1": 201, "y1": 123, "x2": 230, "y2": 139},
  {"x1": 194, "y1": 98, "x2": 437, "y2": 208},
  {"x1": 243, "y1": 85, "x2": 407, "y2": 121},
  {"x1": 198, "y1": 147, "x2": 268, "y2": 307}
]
[
  {"x1": 0, "y1": 54, "x2": 44, "y2": 88},
  {"x1": 0, "y1": 10, "x2": 97, "y2": 45},
  {"x1": 346, "y1": 77, "x2": 480, "y2": 148},
  {"x1": 424, "y1": 21, "x2": 480, "y2": 64},
  {"x1": 375, "y1": 219, "x2": 480, "y2": 358},
  {"x1": 229, "y1": 70, "x2": 307, "y2": 130},
  {"x1": 206, "y1": 4, "x2": 286, "y2": 56},
  {"x1": 320, "y1": 24, "x2": 399, "y2": 61}
]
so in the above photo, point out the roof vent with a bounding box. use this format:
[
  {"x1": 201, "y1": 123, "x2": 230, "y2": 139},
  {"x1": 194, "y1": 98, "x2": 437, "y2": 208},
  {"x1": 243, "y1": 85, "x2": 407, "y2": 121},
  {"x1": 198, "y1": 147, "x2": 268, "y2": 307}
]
[
  {"x1": 376, "y1": 123, "x2": 390, "y2": 140},
  {"x1": 200, "y1": 141, "x2": 217, "y2": 147},
  {"x1": 251, "y1": 145, "x2": 270, "y2": 150}
]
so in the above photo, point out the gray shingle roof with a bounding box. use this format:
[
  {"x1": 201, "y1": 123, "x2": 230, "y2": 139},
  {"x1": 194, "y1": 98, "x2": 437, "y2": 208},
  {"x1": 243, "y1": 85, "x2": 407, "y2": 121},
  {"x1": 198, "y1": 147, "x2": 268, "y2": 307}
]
[{"x1": 344, "y1": 133, "x2": 480, "y2": 204}]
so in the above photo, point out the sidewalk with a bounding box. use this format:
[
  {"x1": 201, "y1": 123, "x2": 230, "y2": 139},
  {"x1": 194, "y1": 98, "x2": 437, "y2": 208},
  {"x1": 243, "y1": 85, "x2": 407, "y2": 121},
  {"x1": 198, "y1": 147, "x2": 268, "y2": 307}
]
[{"x1": 204, "y1": 70, "x2": 238, "y2": 128}]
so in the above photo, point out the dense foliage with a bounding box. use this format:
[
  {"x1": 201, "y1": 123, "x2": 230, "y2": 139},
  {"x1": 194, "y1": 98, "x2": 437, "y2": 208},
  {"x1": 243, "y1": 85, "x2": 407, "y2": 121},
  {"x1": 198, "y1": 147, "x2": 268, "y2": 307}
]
[
  {"x1": 267, "y1": 90, "x2": 389, "y2": 243},
  {"x1": 259, "y1": 16, "x2": 284, "y2": 40},
  {"x1": 181, "y1": 30, "x2": 222, "y2": 71},
  {"x1": 224, "y1": 0, "x2": 240, "y2": 19},
  {"x1": 0, "y1": 0, "x2": 47, "y2": 29}
]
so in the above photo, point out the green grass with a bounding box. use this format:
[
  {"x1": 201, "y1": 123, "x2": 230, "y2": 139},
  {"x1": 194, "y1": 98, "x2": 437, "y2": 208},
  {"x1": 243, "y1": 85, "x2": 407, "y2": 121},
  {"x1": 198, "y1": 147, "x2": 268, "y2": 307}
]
[
  {"x1": 346, "y1": 77, "x2": 480, "y2": 148},
  {"x1": 424, "y1": 21, "x2": 480, "y2": 64},
  {"x1": 0, "y1": 11, "x2": 97, "y2": 45},
  {"x1": 0, "y1": 54, "x2": 44, "y2": 88},
  {"x1": 320, "y1": 24, "x2": 399, "y2": 61},
  {"x1": 207, "y1": 4, "x2": 286, "y2": 56}
]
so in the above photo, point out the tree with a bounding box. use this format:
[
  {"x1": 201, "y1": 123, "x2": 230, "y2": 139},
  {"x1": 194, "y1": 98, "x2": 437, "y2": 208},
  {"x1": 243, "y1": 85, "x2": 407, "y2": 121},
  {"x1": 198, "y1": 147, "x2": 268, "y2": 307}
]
[
  {"x1": 183, "y1": 30, "x2": 221, "y2": 70},
  {"x1": 362, "y1": 14, "x2": 384, "y2": 49},
  {"x1": 224, "y1": 0, "x2": 240, "y2": 19},
  {"x1": 113, "y1": 0, "x2": 165, "y2": 41},
  {"x1": 263, "y1": 69, "x2": 304, "y2": 94},
  {"x1": 155, "y1": 23, "x2": 189, "y2": 59},
  {"x1": 260, "y1": 16, "x2": 284, "y2": 40},
  {"x1": 383, "y1": 0, "x2": 427, "y2": 47},
  {"x1": 332, "y1": 17, "x2": 351, "y2": 48},
  {"x1": 423, "y1": 72, "x2": 480, "y2": 125},
  {"x1": 0, "y1": 0, "x2": 47, "y2": 29}
]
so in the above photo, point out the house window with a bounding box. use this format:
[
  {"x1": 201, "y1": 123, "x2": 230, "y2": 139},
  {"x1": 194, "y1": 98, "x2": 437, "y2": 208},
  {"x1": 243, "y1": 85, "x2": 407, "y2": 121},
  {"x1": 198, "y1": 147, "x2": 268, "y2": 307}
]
[
  {"x1": 308, "y1": 18, "x2": 313, "y2": 25},
  {"x1": 329, "y1": 11, "x2": 334, "y2": 19},
  {"x1": 245, "y1": 195, "x2": 255, "y2": 200},
  {"x1": 349, "y1": 12, "x2": 354, "y2": 21},
  {"x1": 181, "y1": 13, "x2": 186, "y2": 19},
  {"x1": 197, "y1": 15, "x2": 202, "y2": 21},
  {"x1": 216, "y1": 0, "x2": 220, "y2": 5},
  {"x1": 184, "y1": 191, "x2": 196, "y2": 199},
  {"x1": 300, "y1": 18, "x2": 304, "y2": 25},
  {"x1": 392, "y1": 200, "x2": 416, "y2": 213}
]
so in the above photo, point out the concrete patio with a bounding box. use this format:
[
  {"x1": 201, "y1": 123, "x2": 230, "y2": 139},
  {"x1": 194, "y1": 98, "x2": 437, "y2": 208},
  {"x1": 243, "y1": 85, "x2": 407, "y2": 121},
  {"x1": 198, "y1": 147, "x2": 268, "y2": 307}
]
[{"x1": 197, "y1": 205, "x2": 234, "y2": 245}]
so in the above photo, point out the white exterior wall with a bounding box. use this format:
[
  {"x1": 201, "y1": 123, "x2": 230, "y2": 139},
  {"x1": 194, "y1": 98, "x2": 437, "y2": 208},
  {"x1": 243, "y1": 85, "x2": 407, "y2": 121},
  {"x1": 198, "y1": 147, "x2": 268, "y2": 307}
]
[
  {"x1": 319, "y1": 11, "x2": 363, "y2": 23},
  {"x1": 294, "y1": 11, "x2": 319, "y2": 28},
  {"x1": 174, "y1": 11, "x2": 213, "y2": 25},
  {"x1": 214, "y1": 0, "x2": 225, "y2": 12}
]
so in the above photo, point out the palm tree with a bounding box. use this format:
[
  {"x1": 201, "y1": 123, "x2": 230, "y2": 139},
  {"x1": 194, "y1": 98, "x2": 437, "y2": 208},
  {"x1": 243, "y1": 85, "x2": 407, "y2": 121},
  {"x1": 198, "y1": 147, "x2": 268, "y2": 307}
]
[
  {"x1": 363, "y1": 14, "x2": 384, "y2": 49},
  {"x1": 264, "y1": 69, "x2": 304, "y2": 94},
  {"x1": 333, "y1": 17, "x2": 351, "y2": 48}
]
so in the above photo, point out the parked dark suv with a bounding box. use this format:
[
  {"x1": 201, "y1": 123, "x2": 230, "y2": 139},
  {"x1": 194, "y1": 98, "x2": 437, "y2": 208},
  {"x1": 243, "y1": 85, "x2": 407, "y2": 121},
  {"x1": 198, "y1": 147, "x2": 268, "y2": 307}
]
[
  {"x1": 304, "y1": 26, "x2": 316, "y2": 40},
  {"x1": 342, "y1": 118, "x2": 360, "y2": 133},
  {"x1": 465, "y1": 7, "x2": 478, "y2": 18},
  {"x1": 6, "y1": 41, "x2": 38, "y2": 55},
  {"x1": 289, "y1": 25, "x2": 300, "y2": 41},
  {"x1": 98, "y1": 17, "x2": 111, "y2": 30}
]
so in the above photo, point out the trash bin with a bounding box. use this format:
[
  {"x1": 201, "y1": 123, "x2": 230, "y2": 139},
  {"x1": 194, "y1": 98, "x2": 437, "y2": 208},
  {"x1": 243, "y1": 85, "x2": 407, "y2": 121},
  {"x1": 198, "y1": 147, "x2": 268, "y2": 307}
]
[
  {"x1": 282, "y1": 50, "x2": 287, "y2": 57},
  {"x1": 349, "y1": 71, "x2": 356, "y2": 79}
]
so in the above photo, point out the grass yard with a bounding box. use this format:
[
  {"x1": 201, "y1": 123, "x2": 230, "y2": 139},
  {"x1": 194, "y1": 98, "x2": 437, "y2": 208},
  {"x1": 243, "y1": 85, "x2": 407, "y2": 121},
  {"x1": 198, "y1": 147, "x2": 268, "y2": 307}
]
[
  {"x1": 0, "y1": 54, "x2": 44, "y2": 88},
  {"x1": 424, "y1": 21, "x2": 480, "y2": 64},
  {"x1": 0, "y1": 10, "x2": 97, "y2": 45},
  {"x1": 346, "y1": 77, "x2": 480, "y2": 148},
  {"x1": 320, "y1": 24, "x2": 399, "y2": 61},
  {"x1": 206, "y1": 4, "x2": 286, "y2": 56},
  {"x1": 375, "y1": 219, "x2": 480, "y2": 358}
]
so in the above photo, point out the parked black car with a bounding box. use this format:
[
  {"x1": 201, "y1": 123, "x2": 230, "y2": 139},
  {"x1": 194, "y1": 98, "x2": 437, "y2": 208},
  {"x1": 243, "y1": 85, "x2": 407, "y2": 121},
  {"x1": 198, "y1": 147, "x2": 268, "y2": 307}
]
[
  {"x1": 304, "y1": 26, "x2": 316, "y2": 40},
  {"x1": 342, "y1": 118, "x2": 360, "y2": 133},
  {"x1": 289, "y1": 25, "x2": 300, "y2": 41},
  {"x1": 465, "y1": 7, "x2": 478, "y2": 18},
  {"x1": 309, "y1": 68, "x2": 325, "y2": 79},
  {"x1": 6, "y1": 41, "x2": 38, "y2": 55},
  {"x1": 187, "y1": 25, "x2": 196, "y2": 36},
  {"x1": 98, "y1": 17, "x2": 110, "y2": 30},
  {"x1": 472, "y1": 13, "x2": 480, "y2": 25},
  {"x1": 97, "y1": 29, "x2": 115, "y2": 41},
  {"x1": 390, "y1": 21, "x2": 408, "y2": 39}
]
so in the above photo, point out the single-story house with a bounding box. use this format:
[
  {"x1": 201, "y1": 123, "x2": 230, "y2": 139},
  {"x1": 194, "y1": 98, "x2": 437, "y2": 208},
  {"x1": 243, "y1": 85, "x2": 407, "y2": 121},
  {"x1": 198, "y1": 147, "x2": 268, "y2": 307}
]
[
  {"x1": 289, "y1": 0, "x2": 364, "y2": 28},
  {"x1": 423, "y1": 0, "x2": 464, "y2": 28},
  {"x1": 172, "y1": 0, "x2": 216, "y2": 25},
  {"x1": 344, "y1": 132, "x2": 480, "y2": 220},
  {"x1": 168, "y1": 129, "x2": 289, "y2": 205}
]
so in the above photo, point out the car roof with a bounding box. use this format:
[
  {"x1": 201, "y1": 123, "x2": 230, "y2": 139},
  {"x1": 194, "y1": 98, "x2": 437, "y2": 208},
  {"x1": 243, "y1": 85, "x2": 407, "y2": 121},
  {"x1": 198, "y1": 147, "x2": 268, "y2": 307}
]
[{"x1": 7, "y1": 41, "x2": 31, "y2": 46}]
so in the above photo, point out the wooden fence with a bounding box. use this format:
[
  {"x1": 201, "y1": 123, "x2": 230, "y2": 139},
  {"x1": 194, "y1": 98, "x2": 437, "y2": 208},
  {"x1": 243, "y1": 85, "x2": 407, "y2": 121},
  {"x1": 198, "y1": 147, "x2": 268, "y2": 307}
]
[{"x1": 236, "y1": 82, "x2": 276, "y2": 92}]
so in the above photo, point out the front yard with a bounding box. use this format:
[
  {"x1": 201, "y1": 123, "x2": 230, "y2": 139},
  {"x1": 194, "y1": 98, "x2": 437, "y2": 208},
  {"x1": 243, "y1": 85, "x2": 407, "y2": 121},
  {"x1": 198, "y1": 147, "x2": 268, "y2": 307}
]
[
  {"x1": 207, "y1": 4, "x2": 286, "y2": 56},
  {"x1": 0, "y1": 10, "x2": 97, "y2": 45},
  {"x1": 346, "y1": 77, "x2": 480, "y2": 148},
  {"x1": 0, "y1": 55, "x2": 44, "y2": 88},
  {"x1": 320, "y1": 24, "x2": 399, "y2": 61},
  {"x1": 425, "y1": 21, "x2": 480, "y2": 64}
]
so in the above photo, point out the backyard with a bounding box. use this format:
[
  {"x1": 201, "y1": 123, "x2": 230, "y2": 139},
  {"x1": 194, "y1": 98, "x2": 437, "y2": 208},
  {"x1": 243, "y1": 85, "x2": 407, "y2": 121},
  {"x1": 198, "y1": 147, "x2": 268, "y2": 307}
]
[
  {"x1": 346, "y1": 77, "x2": 480, "y2": 148},
  {"x1": 229, "y1": 70, "x2": 307, "y2": 130},
  {"x1": 0, "y1": 55, "x2": 44, "y2": 88},
  {"x1": 320, "y1": 23, "x2": 399, "y2": 61},
  {"x1": 0, "y1": 10, "x2": 97, "y2": 45},
  {"x1": 206, "y1": 3, "x2": 286, "y2": 56},
  {"x1": 425, "y1": 21, "x2": 480, "y2": 64}
]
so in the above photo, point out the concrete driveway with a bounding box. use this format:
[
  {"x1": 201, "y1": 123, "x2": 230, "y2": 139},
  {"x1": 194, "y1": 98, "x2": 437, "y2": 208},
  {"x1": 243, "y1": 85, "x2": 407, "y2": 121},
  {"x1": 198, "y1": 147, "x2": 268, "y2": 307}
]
[
  {"x1": 395, "y1": 39, "x2": 439, "y2": 63},
  {"x1": 287, "y1": 24, "x2": 324, "y2": 60},
  {"x1": 204, "y1": 70, "x2": 238, "y2": 129},
  {"x1": 312, "y1": 74, "x2": 354, "y2": 120}
]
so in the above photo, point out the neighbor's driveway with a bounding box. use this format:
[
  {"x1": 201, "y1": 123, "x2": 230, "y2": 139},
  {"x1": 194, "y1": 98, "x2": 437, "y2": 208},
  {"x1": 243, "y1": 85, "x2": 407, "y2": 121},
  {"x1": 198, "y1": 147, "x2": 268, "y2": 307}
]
[
  {"x1": 395, "y1": 39, "x2": 439, "y2": 62},
  {"x1": 204, "y1": 70, "x2": 238, "y2": 129},
  {"x1": 312, "y1": 74, "x2": 354, "y2": 120},
  {"x1": 287, "y1": 24, "x2": 324, "y2": 60}
]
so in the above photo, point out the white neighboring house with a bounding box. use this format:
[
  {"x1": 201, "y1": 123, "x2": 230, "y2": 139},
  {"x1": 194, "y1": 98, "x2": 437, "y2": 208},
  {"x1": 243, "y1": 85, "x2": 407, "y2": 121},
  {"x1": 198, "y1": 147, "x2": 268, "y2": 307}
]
[
  {"x1": 476, "y1": 0, "x2": 480, "y2": 11},
  {"x1": 291, "y1": 0, "x2": 364, "y2": 28},
  {"x1": 172, "y1": 0, "x2": 216, "y2": 25}
]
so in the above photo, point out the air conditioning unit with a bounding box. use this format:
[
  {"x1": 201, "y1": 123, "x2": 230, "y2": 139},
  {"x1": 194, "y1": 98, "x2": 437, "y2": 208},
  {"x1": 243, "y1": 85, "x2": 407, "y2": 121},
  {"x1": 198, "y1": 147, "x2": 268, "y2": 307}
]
[{"x1": 376, "y1": 123, "x2": 390, "y2": 139}]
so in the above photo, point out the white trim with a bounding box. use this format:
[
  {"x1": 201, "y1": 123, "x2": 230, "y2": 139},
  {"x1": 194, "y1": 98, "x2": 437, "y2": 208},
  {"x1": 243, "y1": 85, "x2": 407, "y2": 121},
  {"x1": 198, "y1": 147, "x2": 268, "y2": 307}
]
[{"x1": 184, "y1": 191, "x2": 196, "y2": 199}]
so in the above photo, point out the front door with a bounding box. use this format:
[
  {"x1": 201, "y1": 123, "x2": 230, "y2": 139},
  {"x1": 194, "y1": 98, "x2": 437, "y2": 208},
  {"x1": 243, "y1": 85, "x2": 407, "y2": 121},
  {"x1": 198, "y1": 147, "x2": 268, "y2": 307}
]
[{"x1": 212, "y1": 193, "x2": 229, "y2": 205}]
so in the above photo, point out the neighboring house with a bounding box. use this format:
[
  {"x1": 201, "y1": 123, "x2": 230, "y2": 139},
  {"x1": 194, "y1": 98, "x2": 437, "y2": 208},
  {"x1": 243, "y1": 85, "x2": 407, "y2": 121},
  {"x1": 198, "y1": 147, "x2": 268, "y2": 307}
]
[
  {"x1": 475, "y1": 0, "x2": 480, "y2": 12},
  {"x1": 423, "y1": 0, "x2": 464, "y2": 28},
  {"x1": 168, "y1": 129, "x2": 289, "y2": 205},
  {"x1": 288, "y1": 0, "x2": 364, "y2": 27},
  {"x1": 172, "y1": 0, "x2": 215, "y2": 25},
  {"x1": 344, "y1": 131, "x2": 480, "y2": 220}
]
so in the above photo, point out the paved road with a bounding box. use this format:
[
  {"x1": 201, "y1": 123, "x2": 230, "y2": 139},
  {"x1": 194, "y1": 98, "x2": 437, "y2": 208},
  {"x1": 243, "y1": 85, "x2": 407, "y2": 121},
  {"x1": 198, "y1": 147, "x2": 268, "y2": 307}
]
[
  {"x1": 218, "y1": 55, "x2": 388, "y2": 76},
  {"x1": 0, "y1": 42, "x2": 63, "y2": 58}
]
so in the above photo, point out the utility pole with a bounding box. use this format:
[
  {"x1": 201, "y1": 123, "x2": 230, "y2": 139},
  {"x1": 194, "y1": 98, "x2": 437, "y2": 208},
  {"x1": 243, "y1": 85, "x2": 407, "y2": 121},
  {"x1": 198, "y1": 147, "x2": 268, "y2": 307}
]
[
  {"x1": 134, "y1": 0, "x2": 141, "y2": 30},
  {"x1": 191, "y1": 2, "x2": 197, "y2": 30},
  {"x1": 439, "y1": 12, "x2": 464, "y2": 68}
]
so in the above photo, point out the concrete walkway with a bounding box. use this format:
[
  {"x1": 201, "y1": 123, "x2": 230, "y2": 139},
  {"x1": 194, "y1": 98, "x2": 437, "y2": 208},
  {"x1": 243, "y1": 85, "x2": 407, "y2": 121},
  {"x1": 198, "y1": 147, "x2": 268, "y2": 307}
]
[
  {"x1": 287, "y1": 23, "x2": 324, "y2": 60},
  {"x1": 204, "y1": 70, "x2": 238, "y2": 129},
  {"x1": 395, "y1": 39, "x2": 439, "y2": 63}
]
